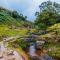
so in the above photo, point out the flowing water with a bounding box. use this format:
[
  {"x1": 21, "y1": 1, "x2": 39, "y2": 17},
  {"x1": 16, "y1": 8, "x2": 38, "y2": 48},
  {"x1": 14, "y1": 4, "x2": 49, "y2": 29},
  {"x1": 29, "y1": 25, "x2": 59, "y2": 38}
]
[
  {"x1": 29, "y1": 44, "x2": 36, "y2": 57},
  {"x1": 29, "y1": 43, "x2": 53, "y2": 60}
]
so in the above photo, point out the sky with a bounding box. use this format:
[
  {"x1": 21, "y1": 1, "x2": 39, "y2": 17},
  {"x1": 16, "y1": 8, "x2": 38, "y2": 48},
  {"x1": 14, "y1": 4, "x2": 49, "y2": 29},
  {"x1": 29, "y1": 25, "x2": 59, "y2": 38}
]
[{"x1": 0, "y1": 0, "x2": 60, "y2": 21}]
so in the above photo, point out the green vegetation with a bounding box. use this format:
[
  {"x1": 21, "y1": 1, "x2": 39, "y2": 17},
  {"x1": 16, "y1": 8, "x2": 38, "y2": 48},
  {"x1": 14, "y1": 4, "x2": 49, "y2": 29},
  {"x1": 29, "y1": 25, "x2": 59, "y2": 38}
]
[
  {"x1": 0, "y1": 7, "x2": 32, "y2": 27},
  {"x1": 0, "y1": 1, "x2": 60, "y2": 60},
  {"x1": 8, "y1": 38, "x2": 27, "y2": 49},
  {"x1": 35, "y1": 1, "x2": 60, "y2": 30},
  {"x1": 34, "y1": 1, "x2": 60, "y2": 59},
  {"x1": 0, "y1": 7, "x2": 33, "y2": 41},
  {"x1": 0, "y1": 25, "x2": 29, "y2": 36}
]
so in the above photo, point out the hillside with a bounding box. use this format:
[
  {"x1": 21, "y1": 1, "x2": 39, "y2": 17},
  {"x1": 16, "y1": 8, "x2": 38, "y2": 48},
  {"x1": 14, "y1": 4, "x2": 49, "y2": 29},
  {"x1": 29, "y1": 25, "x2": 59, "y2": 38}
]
[
  {"x1": 39, "y1": 23, "x2": 60, "y2": 59},
  {"x1": 0, "y1": 7, "x2": 33, "y2": 40},
  {"x1": 0, "y1": 7, "x2": 32, "y2": 28},
  {"x1": 40, "y1": 23, "x2": 60, "y2": 41}
]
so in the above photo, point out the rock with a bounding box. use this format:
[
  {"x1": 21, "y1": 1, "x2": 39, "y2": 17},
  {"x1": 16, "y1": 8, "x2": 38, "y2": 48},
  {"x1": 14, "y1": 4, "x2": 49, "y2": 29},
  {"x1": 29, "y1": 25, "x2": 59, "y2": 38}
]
[
  {"x1": 0, "y1": 53, "x2": 3, "y2": 58},
  {"x1": 7, "y1": 50, "x2": 14, "y2": 55}
]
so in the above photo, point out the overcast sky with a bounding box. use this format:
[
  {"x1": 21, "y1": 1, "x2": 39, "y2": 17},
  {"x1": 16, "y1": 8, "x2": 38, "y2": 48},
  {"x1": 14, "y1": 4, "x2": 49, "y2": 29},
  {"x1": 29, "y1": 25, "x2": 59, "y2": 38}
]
[{"x1": 0, "y1": 0, "x2": 60, "y2": 21}]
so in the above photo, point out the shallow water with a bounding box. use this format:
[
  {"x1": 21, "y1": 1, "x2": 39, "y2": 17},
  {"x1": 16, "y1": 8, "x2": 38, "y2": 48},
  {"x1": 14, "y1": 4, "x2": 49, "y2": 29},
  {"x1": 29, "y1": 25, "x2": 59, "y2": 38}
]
[
  {"x1": 29, "y1": 45, "x2": 36, "y2": 56},
  {"x1": 29, "y1": 44, "x2": 53, "y2": 60}
]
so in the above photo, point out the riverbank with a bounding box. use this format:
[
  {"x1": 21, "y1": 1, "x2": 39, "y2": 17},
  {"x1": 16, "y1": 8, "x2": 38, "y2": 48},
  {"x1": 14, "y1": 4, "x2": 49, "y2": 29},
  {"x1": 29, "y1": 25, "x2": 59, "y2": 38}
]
[
  {"x1": 15, "y1": 47, "x2": 29, "y2": 60},
  {"x1": 0, "y1": 41, "x2": 25, "y2": 60}
]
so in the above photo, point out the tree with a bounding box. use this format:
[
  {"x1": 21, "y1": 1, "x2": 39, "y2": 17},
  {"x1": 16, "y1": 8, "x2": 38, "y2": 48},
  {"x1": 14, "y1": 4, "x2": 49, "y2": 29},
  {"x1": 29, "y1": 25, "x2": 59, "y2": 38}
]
[
  {"x1": 39, "y1": 1, "x2": 60, "y2": 13},
  {"x1": 35, "y1": 1, "x2": 60, "y2": 30},
  {"x1": 12, "y1": 11, "x2": 19, "y2": 18}
]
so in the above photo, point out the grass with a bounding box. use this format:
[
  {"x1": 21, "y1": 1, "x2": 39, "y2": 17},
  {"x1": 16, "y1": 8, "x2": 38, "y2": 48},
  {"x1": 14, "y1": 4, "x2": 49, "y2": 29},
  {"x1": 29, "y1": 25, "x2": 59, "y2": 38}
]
[
  {"x1": 44, "y1": 43, "x2": 60, "y2": 58},
  {"x1": 48, "y1": 43, "x2": 60, "y2": 58},
  {"x1": 0, "y1": 25, "x2": 29, "y2": 37},
  {"x1": 47, "y1": 23, "x2": 60, "y2": 34},
  {"x1": 40, "y1": 23, "x2": 60, "y2": 59}
]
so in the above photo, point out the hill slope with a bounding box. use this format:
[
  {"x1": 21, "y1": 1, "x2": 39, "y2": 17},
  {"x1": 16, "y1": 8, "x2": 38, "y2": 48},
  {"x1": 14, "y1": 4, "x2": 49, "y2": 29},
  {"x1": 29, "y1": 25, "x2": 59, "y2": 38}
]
[
  {"x1": 0, "y1": 7, "x2": 32, "y2": 28},
  {"x1": 39, "y1": 23, "x2": 60, "y2": 59},
  {"x1": 0, "y1": 7, "x2": 33, "y2": 38}
]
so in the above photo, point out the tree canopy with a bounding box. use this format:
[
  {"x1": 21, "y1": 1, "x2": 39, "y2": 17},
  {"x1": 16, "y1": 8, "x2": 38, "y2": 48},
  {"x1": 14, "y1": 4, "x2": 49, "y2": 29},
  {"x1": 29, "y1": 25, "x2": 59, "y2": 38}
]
[{"x1": 35, "y1": 1, "x2": 60, "y2": 30}]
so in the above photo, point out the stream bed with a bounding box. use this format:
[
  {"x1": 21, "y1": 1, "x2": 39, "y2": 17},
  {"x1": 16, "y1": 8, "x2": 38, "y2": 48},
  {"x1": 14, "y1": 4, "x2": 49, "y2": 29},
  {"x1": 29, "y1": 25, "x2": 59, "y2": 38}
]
[{"x1": 29, "y1": 43, "x2": 53, "y2": 60}]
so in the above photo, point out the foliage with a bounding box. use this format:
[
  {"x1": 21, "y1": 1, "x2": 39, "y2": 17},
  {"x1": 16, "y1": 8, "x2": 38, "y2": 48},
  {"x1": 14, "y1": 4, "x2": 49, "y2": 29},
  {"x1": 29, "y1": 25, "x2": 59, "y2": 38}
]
[
  {"x1": 39, "y1": 1, "x2": 60, "y2": 13},
  {"x1": 40, "y1": 23, "x2": 60, "y2": 59},
  {"x1": 44, "y1": 43, "x2": 60, "y2": 58},
  {"x1": 0, "y1": 7, "x2": 32, "y2": 28},
  {"x1": 8, "y1": 38, "x2": 27, "y2": 49},
  {"x1": 35, "y1": 1, "x2": 60, "y2": 30},
  {"x1": 0, "y1": 25, "x2": 29, "y2": 38}
]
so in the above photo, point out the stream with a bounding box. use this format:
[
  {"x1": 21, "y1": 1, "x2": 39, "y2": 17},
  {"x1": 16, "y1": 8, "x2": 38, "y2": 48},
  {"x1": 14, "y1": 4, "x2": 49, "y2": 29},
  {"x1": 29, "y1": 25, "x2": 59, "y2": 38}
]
[
  {"x1": 29, "y1": 43, "x2": 53, "y2": 60},
  {"x1": 0, "y1": 38, "x2": 54, "y2": 60},
  {"x1": 29, "y1": 43, "x2": 36, "y2": 57}
]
